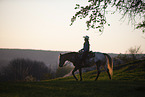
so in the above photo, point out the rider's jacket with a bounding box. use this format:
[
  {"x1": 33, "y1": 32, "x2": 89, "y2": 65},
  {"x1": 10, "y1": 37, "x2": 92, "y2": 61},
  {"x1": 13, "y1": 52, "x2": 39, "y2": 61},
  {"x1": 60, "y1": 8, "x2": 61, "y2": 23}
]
[{"x1": 83, "y1": 40, "x2": 90, "y2": 52}]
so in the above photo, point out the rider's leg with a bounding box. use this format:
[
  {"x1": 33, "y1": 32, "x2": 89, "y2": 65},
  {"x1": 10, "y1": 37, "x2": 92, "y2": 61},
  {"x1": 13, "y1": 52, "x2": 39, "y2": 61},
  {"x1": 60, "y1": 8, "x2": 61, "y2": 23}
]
[{"x1": 82, "y1": 52, "x2": 87, "y2": 66}]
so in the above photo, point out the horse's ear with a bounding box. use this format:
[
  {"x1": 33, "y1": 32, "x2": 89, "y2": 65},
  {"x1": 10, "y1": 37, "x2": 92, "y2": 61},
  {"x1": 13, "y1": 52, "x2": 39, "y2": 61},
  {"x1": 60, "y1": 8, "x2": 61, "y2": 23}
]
[{"x1": 60, "y1": 53, "x2": 62, "y2": 56}]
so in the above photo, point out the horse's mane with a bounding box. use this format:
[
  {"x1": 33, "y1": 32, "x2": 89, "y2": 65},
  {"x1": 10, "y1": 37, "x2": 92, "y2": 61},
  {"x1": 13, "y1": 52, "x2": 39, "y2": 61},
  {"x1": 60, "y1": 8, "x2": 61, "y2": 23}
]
[{"x1": 63, "y1": 52, "x2": 78, "y2": 55}]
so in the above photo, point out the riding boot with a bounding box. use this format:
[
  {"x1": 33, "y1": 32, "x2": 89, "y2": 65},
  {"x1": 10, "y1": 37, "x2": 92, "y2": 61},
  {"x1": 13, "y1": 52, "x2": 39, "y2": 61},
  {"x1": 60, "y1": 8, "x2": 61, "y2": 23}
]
[
  {"x1": 82, "y1": 60, "x2": 85, "y2": 66},
  {"x1": 81, "y1": 57, "x2": 85, "y2": 66},
  {"x1": 81, "y1": 52, "x2": 87, "y2": 66}
]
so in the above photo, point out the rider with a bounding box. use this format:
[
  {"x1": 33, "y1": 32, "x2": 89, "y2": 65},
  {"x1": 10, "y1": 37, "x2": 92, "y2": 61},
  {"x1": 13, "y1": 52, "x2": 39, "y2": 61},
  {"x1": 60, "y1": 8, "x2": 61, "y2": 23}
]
[{"x1": 80, "y1": 35, "x2": 90, "y2": 65}]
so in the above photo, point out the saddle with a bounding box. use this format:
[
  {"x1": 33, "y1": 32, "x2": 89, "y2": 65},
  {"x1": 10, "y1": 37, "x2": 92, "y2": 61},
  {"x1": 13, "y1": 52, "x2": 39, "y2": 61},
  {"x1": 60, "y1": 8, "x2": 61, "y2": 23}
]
[
  {"x1": 78, "y1": 51, "x2": 95, "y2": 61},
  {"x1": 77, "y1": 51, "x2": 95, "y2": 66},
  {"x1": 87, "y1": 51, "x2": 95, "y2": 58}
]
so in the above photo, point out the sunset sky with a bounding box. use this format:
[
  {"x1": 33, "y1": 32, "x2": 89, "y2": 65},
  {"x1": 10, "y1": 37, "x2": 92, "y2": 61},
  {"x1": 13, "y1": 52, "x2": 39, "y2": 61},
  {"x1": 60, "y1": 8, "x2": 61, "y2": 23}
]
[{"x1": 0, "y1": 0, "x2": 145, "y2": 53}]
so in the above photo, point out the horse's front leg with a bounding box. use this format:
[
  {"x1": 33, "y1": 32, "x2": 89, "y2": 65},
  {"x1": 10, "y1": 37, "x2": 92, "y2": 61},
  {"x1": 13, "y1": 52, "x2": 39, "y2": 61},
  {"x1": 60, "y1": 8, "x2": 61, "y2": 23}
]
[
  {"x1": 79, "y1": 68, "x2": 82, "y2": 81},
  {"x1": 72, "y1": 67, "x2": 78, "y2": 81}
]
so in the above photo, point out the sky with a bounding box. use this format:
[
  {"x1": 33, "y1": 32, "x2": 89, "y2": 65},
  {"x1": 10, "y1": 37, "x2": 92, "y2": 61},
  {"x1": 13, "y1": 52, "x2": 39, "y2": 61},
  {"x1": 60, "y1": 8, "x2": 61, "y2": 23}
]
[{"x1": 0, "y1": 0, "x2": 145, "y2": 53}]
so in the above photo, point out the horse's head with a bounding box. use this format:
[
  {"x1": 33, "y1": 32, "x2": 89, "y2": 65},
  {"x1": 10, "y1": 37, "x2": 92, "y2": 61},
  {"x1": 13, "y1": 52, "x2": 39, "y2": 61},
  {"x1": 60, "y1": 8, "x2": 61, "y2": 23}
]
[{"x1": 59, "y1": 53, "x2": 65, "y2": 67}]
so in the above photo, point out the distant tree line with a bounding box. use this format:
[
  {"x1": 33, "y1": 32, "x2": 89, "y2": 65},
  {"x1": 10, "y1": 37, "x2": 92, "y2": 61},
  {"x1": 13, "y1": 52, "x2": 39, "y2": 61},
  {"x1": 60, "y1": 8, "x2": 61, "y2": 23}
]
[
  {"x1": 113, "y1": 46, "x2": 145, "y2": 65},
  {"x1": 0, "y1": 59, "x2": 52, "y2": 81},
  {"x1": 0, "y1": 58, "x2": 73, "y2": 82}
]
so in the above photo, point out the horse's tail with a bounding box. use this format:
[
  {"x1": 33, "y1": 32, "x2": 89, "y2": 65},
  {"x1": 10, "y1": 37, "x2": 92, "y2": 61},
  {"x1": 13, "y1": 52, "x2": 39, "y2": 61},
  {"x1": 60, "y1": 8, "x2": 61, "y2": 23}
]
[{"x1": 103, "y1": 53, "x2": 113, "y2": 76}]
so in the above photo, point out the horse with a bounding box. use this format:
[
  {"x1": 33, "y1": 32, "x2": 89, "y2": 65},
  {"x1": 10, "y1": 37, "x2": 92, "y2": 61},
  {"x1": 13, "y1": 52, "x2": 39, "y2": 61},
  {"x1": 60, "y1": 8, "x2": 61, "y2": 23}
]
[{"x1": 59, "y1": 52, "x2": 113, "y2": 81}]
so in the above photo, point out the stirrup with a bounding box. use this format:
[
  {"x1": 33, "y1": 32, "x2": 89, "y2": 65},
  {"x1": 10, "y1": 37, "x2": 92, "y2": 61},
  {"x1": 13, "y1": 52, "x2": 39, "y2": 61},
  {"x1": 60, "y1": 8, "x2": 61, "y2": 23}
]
[{"x1": 82, "y1": 62, "x2": 85, "y2": 66}]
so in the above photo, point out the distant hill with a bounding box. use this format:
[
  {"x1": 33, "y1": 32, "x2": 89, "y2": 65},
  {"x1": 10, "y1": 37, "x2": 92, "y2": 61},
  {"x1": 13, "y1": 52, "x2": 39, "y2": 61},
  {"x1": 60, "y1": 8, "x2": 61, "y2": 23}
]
[
  {"x1": 0, "y1": 49, "x2": 120, "y2": 72},
  {"x1": 0, "y1": 49, "x2": 67, "y2": 71}
]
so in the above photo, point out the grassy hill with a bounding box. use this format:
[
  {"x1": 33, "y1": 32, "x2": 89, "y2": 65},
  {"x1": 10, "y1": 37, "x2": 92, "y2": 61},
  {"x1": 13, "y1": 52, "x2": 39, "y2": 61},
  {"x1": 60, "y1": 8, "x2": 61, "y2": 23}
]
[
  {"x1": 57, "y1": 59, "x2": 145, "y2": 81},
  {"x1": 0, "y1": 59, "x2": 145, "y2": 97}
]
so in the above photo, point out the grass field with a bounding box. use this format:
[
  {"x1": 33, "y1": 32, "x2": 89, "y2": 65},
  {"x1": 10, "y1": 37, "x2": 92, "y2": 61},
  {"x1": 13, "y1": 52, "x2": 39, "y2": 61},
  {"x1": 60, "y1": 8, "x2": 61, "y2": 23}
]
[{"x1": 0, "y1": 59, "x2": 145, "y2": 97}]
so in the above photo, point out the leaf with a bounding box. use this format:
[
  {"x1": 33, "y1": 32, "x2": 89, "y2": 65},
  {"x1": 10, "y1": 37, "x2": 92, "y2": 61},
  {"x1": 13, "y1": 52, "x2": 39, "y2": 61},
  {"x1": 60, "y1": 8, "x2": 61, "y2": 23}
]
[
  {"x1": 81, "y1": 7, "x2": 84, "y2": 9},
  {"x1": 91, "y1": 25, "x2": 94, "y2": 28},
  {"x1": 100, "y1": 22, "x2": 103, "y2": 25},
  {"x1": 76, "y1": 4, "x2": 80, "y2": 7},
  {"x1": 99, "y1": 29, "x2": 102, "y2": 32}
]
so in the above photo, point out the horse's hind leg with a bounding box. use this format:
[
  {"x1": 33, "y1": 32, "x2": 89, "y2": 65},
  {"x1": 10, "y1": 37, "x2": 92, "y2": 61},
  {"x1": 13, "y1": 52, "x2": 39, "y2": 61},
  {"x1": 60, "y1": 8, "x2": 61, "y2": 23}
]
[
  {"x1": 104, "y1": 61, "x2": 111, "y2": 80},
  {"x1": 106, "y1": 68, "x2": 111, "y2": 79},
  {"x1": 95, "y1": 64, "x2": 101, "y2": 81},
  {"x1": 72, "y1": 67, "x2": 78, "y2": 81},
  {"x1": 95, "y1": 71, "x2": 100, "y2": 81}
]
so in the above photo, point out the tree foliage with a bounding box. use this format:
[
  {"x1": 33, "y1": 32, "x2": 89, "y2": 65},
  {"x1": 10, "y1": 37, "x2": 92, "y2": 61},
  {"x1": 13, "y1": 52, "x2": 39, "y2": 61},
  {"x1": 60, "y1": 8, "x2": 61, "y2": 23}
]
[
  {"x1": 0, "y1": 58, "x2": 51, "y2": 81},
  {"x1": 114, "y1": 46, "x2": 144, "y2": 65},
  {"x1": 127, "y1": 46, "x2": 143, "y2": 60},
  {"x1": 71, "y1": 0, "x2": 145, "y2": 32}
]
